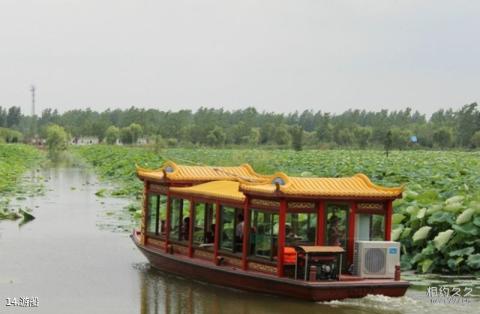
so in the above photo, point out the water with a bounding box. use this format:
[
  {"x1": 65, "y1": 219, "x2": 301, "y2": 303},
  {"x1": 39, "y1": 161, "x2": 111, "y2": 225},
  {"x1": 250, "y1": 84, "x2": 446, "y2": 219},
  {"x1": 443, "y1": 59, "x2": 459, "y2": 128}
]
[{"x1": 1, "y1": 166, "x2": 479, "y2": 314}]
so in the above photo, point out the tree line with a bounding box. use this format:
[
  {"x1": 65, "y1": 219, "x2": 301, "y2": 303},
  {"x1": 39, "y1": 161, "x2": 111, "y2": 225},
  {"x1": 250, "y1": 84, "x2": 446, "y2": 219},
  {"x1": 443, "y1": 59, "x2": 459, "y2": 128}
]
[{"x1": 1, "y1": 103, "x2": 479, "y2": 150}]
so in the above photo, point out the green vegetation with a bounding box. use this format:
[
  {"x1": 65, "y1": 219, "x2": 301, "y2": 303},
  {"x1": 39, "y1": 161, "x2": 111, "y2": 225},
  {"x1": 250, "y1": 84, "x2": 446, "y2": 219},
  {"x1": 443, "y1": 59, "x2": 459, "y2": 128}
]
[
  {"x1": 105, "y1": 126, "x2": 120, "y2": 145},
  {"x1": 0, "y1": 127, "x2": 23, "y2": 143},
  {"x1": 0, "y1": 144, "x2": 44, "y2": 220},
  {"x1": 46, "y1": 124, "x2": 69, "y2": 159},
  {"x1": 119, "y1": 123, "x2": 143, "y2": 144},
  {"x1": 3, "y1": 103, "x2": 480, "y2": 150},
  {"x1": 75, "y1": 145, "x2": 480, "y2": 274}
]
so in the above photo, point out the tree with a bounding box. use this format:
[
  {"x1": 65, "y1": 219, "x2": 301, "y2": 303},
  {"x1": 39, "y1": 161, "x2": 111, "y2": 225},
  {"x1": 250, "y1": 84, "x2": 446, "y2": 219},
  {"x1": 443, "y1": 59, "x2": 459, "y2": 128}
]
[
  {"x1": 384, "y1": 130, "x2": 392, "y2": 157},
  {"x1": 46, "y1": 124, "x2": 68, "y2": 157},
  {"x1": 153, "y1": 134, "x2": 166, "y2": 153},
  {"x1": 290, "y1": 125, "x2": 303, "y2": 151},
  {"x1": 274, "y1": 125, "x2": 291, "y2": 146},
  {"x1": 471, "y1": 131, "x2": 480, "y2": 148},
  {"x1": 206, "y1": 126, "x2": 226, "y2": 147},
  {"x1": 315, "y1": 114, "x2": 333, "y2": 143},
  {"x1": 390, "y1": 128, "x2": 410, "y2": 149},
  {"x1": 129, "y1": 123, "x2": 143, "y2": 143},
  {"x1": 104, "y1": 126, "x2": 120, "y2": 145},
  {"x1": 230, "y1": 122, "x2": 251, "y2": 144},
  {"x1": 119, "y1": 124, "x2": 143, "y2": 144},
  {"x1": 260, "y1": 122, "x2": 276, "y2": 144},
  {"x1": 0, "y1": 127, "x2": 23, "y2": 143},
  {"x1": 335, "y1": 129, "x2": 354, "y2": 146},
  {"x1": 432, "y1": 128, "x2": 453, "y2": 149},
  {"x1": 6, "y1": 106, "x2": 21, "y2": 128},
  {"x1": 456, "y1": 103, "x2": 479, "y2": 147},
  {"x1": 120, "y1": 127, "x2": 133, "y2": 144},
  {"x1": 248, "y1": 128, "x2": 260, "y2": 146},
  {"x1": 353, "y1": 126, "x2": 373, "y2": 148}
]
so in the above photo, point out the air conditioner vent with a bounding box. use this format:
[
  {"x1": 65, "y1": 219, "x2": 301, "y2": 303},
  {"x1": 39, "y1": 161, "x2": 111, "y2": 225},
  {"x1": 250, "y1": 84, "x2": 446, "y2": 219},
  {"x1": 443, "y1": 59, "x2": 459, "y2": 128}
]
[
  {"x1": 364, "y1": 248, "x2": 386, "y2": 273},
  {"x1": 354, "y1": 241, "x2": 399, "y2": 278}
]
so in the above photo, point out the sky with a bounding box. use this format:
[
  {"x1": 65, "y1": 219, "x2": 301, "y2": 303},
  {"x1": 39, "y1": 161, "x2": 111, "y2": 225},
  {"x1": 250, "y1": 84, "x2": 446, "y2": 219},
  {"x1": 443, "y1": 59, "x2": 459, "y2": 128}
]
[{"x1": 0, "y1": 0, "x2": 479, "y2": 116}]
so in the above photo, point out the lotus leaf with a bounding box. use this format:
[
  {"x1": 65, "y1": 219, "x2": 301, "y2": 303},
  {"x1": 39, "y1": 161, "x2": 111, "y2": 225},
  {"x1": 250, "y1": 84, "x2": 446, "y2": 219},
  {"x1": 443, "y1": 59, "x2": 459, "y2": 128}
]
[
  {"x1": 406, "y1": 205, "x2": 419, "y2": 216},
  {"x1": 473, "y1": 216, "x2": 480, "y2": 227},
  {"x1": 416, "y1": 208, "x2": 427, "y2": 219},
  {"x1": 413, "y1": 226, "x2": 432, "y2": 242},
  {"x1": 421, "y1": 259, "x2": 434, "y2": 273},
  {"x1": 466, "y1": 254, "x2": 480, "y2": 269},
  {"x1": 444, "y1": 203, "x2": 464, "y2": 213},
  {"x1": 391, "y1": 227, "x2": 403, "y2": 241},
  {"x1": 416, "y1": 190, "x2": 439, "y2": 203},
  {"x1": 404, "y1": 190, "x2": 419, "y2": 201},
  {"x1": 433, "y1": 229, "x2": 454, "y2": 250},
  {"x1": 448, "y1": 247, "x2": 474, "y2": 257},
  {"x1": 427, "y1": 211, "x2": 454, "y2": 225},
  {"x1": 447, "y1": 257, "x2": 464, "y2": 271},
  {"x1": 446, "y1": 195, "x2": 464, "y2": 204},
  {"x1": 456, "y1": 208, "x2": 475, "y2": 225},
  {"x1": 452, "y1": 223, "x2": 479, "y2": 236},
  {"x1": 426, "y1": 204, "x2": 442, "y2": 215},
  {"x1": 392, "y1": 213, "x2": 405, "y2": 224},
  {"x1": 401, "y1": 227, "x2": 412, "y2": 239}
]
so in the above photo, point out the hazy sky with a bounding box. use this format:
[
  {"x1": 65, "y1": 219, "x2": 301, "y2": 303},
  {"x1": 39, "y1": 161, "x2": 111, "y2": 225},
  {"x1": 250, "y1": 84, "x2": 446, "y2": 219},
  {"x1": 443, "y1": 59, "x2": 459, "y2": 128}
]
[{"x1": 1, "y1": 0, "x2": 478, "y2": 115}]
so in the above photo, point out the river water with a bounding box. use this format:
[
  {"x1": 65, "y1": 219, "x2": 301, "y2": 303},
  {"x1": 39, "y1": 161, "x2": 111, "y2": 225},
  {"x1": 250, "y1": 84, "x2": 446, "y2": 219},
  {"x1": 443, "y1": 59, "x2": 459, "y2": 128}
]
[{"x1": 0, "y1": 166, "x2": 479, "y2": 314}]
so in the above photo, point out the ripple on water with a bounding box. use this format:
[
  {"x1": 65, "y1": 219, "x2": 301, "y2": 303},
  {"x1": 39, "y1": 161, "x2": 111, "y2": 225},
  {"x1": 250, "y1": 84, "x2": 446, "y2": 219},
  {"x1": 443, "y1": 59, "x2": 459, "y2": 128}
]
[{"x1": 321, "y1": 293, "x2": 477, "y2": 314}]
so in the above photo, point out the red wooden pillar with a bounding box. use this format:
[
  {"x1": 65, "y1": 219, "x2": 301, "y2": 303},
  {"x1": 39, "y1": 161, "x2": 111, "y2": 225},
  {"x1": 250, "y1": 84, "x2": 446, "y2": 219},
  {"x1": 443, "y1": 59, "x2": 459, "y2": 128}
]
[
  {"x1": 277, "y1": 199, "x2": 287, "y2": 277},
  {"x1": 140, "y1": 181, "x2": 149, "y2": 245},
  {"x1": 316, "y1": 200, "x2": 325, "y2": 245},
  {"x1": 385, "y1": 200, "x2": 393, "y2": 241},
  {"x1": 347, "y1": 201, "x2": 357, "y2": 267},
  {"x1": 213, "y1": 201, "x2": 221, "y2": 263},
  {"x1": 188, "y1": 200, "x2": 195, "y2": 257},
  {"x1": 165, "y1": 193, "x2": 172, "y2": 253},
  {"x1": 241, "y1": 197, "x2": 250, "y2": 270}
]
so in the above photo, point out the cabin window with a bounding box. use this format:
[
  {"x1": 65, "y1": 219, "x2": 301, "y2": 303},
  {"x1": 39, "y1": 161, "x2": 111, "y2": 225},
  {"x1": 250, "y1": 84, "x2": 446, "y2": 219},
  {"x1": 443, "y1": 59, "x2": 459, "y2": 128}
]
[
  {"x1": 147, "y1": 194, "x2": 166, "y2": 236},
  {"x1": 219, "y1": 206, "x2": 234, "y2": 251},
  {"x1": 285, "y1": 213, "x2": 317, "y2": 246},
  {"x1": 325, "y1": 203, "x2": 348, "y2": 249},
  {"x1": 250, "y1": 209, "x2": 278, "y2": 261},
  {"x1": 356, "y1": 214, "x2": 385, "y2": 241},
  {"x1": 169, "y1": 198, "x2": 191, "y2": 242},
  {"x1": 193, "y1": 203, "x2": 215, "y2": 246}
]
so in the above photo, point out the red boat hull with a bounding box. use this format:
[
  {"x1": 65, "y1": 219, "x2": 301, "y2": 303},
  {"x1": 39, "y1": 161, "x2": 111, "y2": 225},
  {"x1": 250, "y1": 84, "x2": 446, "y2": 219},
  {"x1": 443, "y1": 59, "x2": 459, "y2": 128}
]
[{"x1": 132, "y1": 236, "x2": 409, "y2": 302}]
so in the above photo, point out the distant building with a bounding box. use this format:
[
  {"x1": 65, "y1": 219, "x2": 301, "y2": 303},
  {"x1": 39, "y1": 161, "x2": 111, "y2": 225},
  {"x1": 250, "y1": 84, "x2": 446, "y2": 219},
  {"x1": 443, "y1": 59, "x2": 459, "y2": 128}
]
[
  {"x1": 71, "y1": 136, "x2": 100, "y2": 145},
  {"x1": 136, "y1": 137, "x2": 148, "y2": 145}
]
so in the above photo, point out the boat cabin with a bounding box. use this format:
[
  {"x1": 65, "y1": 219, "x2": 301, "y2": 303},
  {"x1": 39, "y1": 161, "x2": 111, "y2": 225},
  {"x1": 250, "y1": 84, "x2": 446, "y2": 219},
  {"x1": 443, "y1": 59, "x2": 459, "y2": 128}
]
[{"x1": 136, "y1": 161, "x2": 403, "y2": 280}]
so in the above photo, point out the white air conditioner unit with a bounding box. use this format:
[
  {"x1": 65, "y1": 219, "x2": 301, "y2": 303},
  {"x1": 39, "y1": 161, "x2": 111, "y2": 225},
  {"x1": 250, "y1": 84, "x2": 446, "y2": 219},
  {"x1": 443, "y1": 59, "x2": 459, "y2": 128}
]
[{"x1": 353, "y1": 241, "x2": 400, "y2": 278}]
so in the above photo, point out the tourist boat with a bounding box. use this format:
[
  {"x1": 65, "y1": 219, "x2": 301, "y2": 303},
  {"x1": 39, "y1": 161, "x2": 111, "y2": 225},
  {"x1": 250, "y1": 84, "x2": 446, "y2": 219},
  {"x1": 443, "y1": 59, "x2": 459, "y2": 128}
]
[{"x1": 131, "y1": 161, "x2": 410, "y2": 301}]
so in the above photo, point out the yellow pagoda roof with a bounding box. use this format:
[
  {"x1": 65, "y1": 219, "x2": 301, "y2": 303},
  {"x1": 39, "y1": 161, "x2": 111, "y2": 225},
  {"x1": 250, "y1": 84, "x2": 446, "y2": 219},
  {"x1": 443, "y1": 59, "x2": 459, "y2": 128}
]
[
  {"x1": 240, "y1": 172, "x2": 403, "y2": 199},
  {"x1": 170, "y1": 181, "x2": 245, "y2": 203},
  {"x1": 136, "y1": 160, "x2": 269, "y2": 184},
  {"x1": 137, "y1": 161, "x2": 403, "y2": 200}
]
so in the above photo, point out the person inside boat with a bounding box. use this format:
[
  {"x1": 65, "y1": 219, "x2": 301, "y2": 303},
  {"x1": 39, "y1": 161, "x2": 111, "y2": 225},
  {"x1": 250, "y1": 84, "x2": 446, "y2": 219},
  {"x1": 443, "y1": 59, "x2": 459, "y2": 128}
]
[
  {"x1": 205, "y1": 224, "x2": 215, "y2": 243},
  {"x1": 181, "y1": 217, "x2": 190, "y2": 241},
  {"x1": 284, "y1": 224, "x2": 302, "y2": 247},
  {"x1": 160, "y1": 219, "x2": 166, "y2": 235},
  {"x1": 235, "y1": 214, "x2": 244, "y2": 251}
]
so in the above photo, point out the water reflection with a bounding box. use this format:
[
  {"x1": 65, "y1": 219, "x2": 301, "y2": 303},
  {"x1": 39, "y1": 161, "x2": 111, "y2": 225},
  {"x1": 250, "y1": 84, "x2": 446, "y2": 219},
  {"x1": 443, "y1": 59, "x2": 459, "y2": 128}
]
[{"x1": 136, "y1": 264, "x2": 422, "y2": 314}]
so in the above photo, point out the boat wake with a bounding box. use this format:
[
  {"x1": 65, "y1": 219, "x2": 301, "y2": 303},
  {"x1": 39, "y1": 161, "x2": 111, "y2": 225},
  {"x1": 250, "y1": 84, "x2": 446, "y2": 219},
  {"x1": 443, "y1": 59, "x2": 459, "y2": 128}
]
[{"x1": 322, "y1": 294, "x2": 431, "y2": 314}]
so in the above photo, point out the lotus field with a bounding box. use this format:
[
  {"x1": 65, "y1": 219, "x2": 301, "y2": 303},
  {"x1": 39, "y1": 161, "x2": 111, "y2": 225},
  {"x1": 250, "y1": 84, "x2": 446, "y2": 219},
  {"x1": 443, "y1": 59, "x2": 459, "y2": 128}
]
[
  {"x1": 75, "y1": 145, "x2": 480, "y2": 274},
  {"x1": 0, "y1": 144, "x2": 44, "y2": 219}
]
